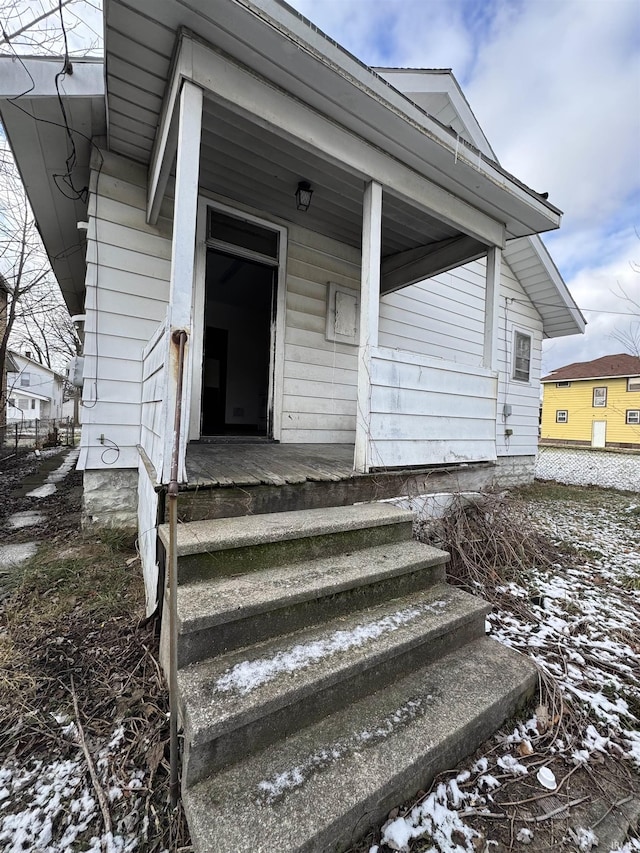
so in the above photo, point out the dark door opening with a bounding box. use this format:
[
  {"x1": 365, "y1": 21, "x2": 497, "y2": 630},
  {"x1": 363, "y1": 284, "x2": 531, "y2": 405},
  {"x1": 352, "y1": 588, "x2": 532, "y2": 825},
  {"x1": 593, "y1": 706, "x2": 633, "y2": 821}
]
[{"x1": 201, "y1": 249, "x2": 275, "y2": 437}]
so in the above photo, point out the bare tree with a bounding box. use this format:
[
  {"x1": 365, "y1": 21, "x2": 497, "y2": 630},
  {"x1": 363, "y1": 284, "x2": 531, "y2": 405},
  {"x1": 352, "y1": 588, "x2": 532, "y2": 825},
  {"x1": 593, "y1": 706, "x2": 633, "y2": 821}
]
[
  {"x1": 0, "y1": 0, "x2": 102, "y2": 57},
  {"x1": 610, "y1": 252, "x2": 640, "y2": 357}
]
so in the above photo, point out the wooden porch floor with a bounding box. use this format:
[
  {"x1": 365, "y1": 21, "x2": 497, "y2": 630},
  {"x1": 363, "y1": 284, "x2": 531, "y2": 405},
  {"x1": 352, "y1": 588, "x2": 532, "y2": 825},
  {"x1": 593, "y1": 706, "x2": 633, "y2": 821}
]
[
  {"x1": 185, "y1": 442, "x2": 356, "y2": 487},
  {"x1": 177, "y1": 441, "x2": 495, "y2": 522}
]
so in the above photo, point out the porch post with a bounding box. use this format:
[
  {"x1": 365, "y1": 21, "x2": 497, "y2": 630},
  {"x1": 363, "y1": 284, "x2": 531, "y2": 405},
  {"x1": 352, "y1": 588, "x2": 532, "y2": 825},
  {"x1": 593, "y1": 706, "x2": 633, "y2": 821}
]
[
  {"x1": 162, "y1": 80, "x2": 203, "y2": 483},
  {"x1": 483, "y1": 247, "x2": 502, "y2": 372},
  {"x1": 354, "y1": 180, "x2": 383, "y2": 473}
]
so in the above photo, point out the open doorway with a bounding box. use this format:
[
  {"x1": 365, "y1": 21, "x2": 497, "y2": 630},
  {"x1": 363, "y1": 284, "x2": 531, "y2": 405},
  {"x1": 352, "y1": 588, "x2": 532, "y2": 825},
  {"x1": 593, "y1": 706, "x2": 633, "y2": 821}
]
[{"x1": 201, "y1": 249, "x2": 275, "y2": 437}]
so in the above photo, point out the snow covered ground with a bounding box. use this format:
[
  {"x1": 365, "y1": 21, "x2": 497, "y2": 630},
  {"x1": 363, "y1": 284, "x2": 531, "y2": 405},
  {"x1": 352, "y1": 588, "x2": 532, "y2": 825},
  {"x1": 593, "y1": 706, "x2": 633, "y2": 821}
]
[
  {"x1": 372, "y1": 488, "x2": 640, "y2": 853},
  {"x1": 536, "y1": 446, "x2": 640, "y2": 492}
]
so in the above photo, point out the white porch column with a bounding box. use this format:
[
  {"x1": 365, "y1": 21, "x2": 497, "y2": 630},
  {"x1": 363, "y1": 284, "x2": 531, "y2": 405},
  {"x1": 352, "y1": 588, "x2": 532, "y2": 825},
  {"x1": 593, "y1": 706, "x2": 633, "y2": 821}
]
[
  {"x1": 161, "y1": 80, "x2": 203, "y2": 483},
  {"x1": 483, "y1": 246, "x2": 502, "y2": 371},
  {"x1": 354, "y1": 180, "x2": 383, "y2": 473}
]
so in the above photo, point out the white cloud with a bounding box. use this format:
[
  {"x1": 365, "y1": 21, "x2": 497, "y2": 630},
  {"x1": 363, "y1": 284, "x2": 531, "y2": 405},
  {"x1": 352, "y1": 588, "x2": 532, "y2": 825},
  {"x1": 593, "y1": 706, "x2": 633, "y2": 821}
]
[
  {"x1": 542, "y1": 228, "x2": 640, "y2": 372},
  {"x1": 466, "y1": 0, "x2": 640, "y2": 230}
]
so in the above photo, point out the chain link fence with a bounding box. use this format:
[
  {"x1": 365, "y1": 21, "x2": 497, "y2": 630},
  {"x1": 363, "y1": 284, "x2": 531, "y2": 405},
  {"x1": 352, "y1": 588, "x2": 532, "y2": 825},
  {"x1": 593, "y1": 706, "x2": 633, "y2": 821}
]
[
  {"x1": 535, "y1": 444, "x2": 640, "y2": 493},
  {"x1": 0, "y1": 417, "x2": 77, "y2": 463}
]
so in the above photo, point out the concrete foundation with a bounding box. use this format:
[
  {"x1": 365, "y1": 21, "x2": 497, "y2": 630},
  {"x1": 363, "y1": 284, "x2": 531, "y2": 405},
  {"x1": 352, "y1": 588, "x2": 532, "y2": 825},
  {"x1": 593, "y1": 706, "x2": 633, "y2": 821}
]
[
  {"x1": 82, "y1": 468, "x2": 138, "y2": 529},
  {"x1": 493, "y1": 454, "x2": 536, "y2": 487}
]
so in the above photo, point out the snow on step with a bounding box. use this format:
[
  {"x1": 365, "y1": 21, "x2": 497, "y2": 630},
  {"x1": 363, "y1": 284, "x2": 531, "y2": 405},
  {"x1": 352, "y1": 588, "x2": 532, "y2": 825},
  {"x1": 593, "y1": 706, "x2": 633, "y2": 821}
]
[
  {"x1": 176, "y1": 540, "x2": 448, "y2": 634},
  {"x1": 160, "y1": 502, "x2": 414, "y2": 556},
  {"x1": 178, "y1": 585, "x2": 489, "y2": 784},
  {"x1": 183, "y1": 638, "x2": 537, "y2": 853}
]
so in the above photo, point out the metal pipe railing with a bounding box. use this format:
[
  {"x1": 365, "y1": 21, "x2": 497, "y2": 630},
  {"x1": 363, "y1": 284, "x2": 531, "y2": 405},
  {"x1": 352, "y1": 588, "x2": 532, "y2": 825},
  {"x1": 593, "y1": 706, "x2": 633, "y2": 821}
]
[{"x1": 167, "y1": 328, "x2": 188, "y2": 808}]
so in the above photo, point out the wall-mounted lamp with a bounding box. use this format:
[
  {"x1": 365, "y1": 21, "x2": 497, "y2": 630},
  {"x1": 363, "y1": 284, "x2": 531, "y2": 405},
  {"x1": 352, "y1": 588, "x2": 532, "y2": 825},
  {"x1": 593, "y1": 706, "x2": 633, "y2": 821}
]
[{"x1": 295, "y1": 181, "x2": 314, "y2": 212}]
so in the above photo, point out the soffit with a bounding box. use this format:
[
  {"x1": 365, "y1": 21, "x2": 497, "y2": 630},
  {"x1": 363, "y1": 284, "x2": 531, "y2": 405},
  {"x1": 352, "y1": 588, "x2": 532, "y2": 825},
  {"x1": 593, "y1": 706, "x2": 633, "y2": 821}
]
[{"x1": 0, "y1": 58, "x2": 105, "y2": 315}]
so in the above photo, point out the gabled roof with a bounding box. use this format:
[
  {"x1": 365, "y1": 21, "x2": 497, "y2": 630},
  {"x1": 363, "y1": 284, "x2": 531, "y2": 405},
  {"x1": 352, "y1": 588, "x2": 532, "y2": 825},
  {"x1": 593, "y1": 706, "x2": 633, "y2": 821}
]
[
  {"x1": 7, "y1": 387, "x2": 49, "y2": 402},
  {"x1": 541, "y1": 353, "x2": 640, "y2": 382},
  {"x1": 8, "y1": 349, "x2": 66, "y2": 381},
  {"x1": 377, "y1": 69, "x2": 585, "y2": 340}
]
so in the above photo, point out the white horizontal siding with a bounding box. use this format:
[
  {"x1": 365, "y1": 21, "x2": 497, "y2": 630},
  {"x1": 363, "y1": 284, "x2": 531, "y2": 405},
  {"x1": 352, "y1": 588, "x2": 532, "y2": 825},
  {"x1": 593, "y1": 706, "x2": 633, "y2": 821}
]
[
  {"x1": 378, "y1": 260, "x2": 485, "y2": 367},
  {"x1": 496, "y1": 258, "x2": 543, "y2": 457},
  {"x1": 281, "y1": 225, "x2": 360, "y2": 443},
  {"x1": 79, "y1": 151, "x2": 172, "y2": 471},
  {"x1": 368, "y1": 346, "x2": 497, "y2": 468}
]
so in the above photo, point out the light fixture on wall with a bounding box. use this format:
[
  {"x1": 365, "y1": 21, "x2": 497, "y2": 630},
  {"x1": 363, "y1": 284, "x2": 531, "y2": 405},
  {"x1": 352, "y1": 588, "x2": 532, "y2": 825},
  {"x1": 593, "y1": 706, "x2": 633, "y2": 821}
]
[{"x1": 295, "y1": 181, "x2": 313, "y2": 211}]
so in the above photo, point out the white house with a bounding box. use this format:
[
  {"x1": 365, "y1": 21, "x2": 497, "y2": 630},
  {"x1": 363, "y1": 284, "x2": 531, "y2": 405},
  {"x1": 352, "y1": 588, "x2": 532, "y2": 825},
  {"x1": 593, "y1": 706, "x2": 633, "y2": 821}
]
[
  {"x1": 0, "y1": 2, "x2": 585, "y2": 849},
  {"x1": 5, "y1": 350, "x2": 66, "y2": 423}
]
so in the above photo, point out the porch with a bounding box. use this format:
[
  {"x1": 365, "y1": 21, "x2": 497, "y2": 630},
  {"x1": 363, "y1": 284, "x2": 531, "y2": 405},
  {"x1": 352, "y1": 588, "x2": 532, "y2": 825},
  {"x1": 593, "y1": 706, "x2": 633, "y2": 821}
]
[{"x1": 165, "y1": 441, "x2": 497, "y2": 522}]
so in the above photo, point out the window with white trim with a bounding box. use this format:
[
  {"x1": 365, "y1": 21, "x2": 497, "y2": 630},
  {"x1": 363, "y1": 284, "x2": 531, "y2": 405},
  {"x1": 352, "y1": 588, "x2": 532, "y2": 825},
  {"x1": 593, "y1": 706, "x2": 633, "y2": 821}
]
[
  {"x1": 592, "y1": 386, "x2": 607, "y2": 407},
  {"x1": 512, "y1": 331, "x2": 532, "y2": 382},
  {"x1": 626, "y1": 410, "x2": 640, "y2": 425},
  {"x1": 19, "y1": 372, "x2": 30, "y2": 387},
  {"x1": 556, "y1": 410, "x2": 568, "y2": 423},
  {"x1": 628, "y1": 377, "x2": 640, "y2": 392},
  {"x1": 556, "y1": 381, "x2": 571, "y2": 387}
]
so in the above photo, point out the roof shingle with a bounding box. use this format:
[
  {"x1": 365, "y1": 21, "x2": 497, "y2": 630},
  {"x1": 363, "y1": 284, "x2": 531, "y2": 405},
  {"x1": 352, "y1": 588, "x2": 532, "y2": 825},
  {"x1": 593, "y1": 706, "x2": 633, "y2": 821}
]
[{"x1": 541, "y1": 353, "x2": 640, "y2": 382}]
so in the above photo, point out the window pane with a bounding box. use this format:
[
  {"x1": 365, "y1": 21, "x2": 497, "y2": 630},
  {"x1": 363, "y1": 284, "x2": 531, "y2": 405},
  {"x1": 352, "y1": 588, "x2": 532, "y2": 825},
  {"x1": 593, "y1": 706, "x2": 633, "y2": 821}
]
[
  {"x1": 556, "y1": 410, "x2": 568, "y2": 423},
  {"x1": 627, "y1": 410, "x2": 640, "y2": 424},
  {"x1": 208, "y1": 210, "x2": 278, "y2": 259},
  {"x1": 513, "y1": 332, "x2": 531, "y2": 381},
  {"x1": 628, "y1": 377, "x2": 640, "y2": 392},
  {"x1": 593, "y1": 387, "x2": 607, "y2": 407},
  {"x1": 20, "y1": 373, "x2": 30, "y2": 387}
]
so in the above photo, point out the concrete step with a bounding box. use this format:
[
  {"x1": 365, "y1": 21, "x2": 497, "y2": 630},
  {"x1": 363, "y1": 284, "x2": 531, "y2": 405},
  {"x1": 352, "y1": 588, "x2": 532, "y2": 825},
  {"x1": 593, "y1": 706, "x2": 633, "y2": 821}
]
[
  {"x1": 178, "y1": 583, "x2": 488, "y2": 786},
  {"x1": 159, "y1": 503, "x2": 414, "y2": 583},
  {"x1": 183, "y1": 637, "x2": 537, "y2": 853},
  {"x1": 175, "y1": 540, "x2": 449, "y2": 666}
]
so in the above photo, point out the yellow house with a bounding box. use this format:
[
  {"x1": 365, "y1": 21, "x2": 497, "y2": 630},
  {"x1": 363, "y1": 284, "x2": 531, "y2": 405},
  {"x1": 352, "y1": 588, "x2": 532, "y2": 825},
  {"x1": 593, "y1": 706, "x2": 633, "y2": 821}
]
[{"x1": 541, "y1": 353, "x2": 640, "y2": 449}]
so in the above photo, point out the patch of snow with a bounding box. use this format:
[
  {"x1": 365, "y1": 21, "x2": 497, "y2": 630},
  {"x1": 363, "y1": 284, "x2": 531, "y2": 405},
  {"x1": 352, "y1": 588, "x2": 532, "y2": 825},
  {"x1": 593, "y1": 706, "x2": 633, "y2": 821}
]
[
  {"x1": 217, "y1": 600, "x2": 447, "y2": 694},
  {"x1": 26, "y1": 483, "x2": 57, "y2": 498},
  {"x1": 257, "y1": 699, "x2": 425, "y2": 803},
  {"x1": 496, "y1": 754, "x2": 528, "y2": 776},
  {"x1": 517, "y1": 827, "x2": 534, "y2": 844}
]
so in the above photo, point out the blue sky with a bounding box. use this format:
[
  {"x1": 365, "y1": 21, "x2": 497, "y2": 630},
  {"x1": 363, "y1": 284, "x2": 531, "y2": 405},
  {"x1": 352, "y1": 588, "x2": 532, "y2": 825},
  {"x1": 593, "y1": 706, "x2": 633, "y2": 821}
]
[
  {"x1": 3, "y1": 0, "x2": 639, "y2": 373},
  {"x1": 289, "y1": 0, "x2": 640, "y2": 372}
]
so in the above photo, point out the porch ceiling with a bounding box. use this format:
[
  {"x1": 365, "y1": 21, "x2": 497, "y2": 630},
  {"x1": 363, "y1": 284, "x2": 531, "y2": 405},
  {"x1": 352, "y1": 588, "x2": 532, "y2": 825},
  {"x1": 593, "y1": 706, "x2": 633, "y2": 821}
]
[{"x1": 199, "y1": 97, "x2": 460, "y2": 256}]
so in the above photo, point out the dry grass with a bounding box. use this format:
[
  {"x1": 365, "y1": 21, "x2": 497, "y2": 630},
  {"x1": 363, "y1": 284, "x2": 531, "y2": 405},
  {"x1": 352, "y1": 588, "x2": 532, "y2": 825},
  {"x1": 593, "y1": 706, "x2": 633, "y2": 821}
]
[{"x1": 0, "y1": 525, "x2": 191, "y2": 852}]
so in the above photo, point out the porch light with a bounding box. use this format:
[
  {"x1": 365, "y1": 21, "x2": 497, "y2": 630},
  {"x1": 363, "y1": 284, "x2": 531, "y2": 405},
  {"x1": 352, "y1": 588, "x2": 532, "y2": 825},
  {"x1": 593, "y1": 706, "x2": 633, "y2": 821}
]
[{"x1": 295, "y1": 181, "x2": 313, "y2": 211}]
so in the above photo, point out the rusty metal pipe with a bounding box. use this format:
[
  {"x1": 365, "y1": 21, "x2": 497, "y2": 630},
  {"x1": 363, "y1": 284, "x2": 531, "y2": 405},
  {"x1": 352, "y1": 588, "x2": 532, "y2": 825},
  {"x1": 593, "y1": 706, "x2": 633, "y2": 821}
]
[{"x1": 168, "y1": 328, "x2": 187, "y2": 808}]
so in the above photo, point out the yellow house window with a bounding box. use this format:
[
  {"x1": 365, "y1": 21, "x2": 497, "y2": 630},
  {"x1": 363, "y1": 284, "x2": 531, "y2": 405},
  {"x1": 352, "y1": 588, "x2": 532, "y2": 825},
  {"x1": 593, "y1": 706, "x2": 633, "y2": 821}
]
[
  {"x1": 627, "y1": 410, "x2": 640, "y2": 425},
  {"x1": 628, "y1": 377, "x2": 640, "y2": 392},
  {"x1": 556, "y1": 410, "x2": 568, "y2": 423},
  {"x1": 556, "y1": 381, "x2": 571, "y2": 387},
  {"x1": 592, "y1": 387, "x2": 607, "y2": 407}
]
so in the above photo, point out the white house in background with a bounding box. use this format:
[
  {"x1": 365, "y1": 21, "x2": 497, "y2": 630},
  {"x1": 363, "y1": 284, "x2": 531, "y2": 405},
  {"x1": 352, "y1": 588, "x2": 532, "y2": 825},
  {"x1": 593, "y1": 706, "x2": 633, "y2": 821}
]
[
  {"x1": 0, "y1": 2, "x2": 584, "y2": 599},
  {"x1": 5, "y1": 350, "x2": 66, "y2": 423}
]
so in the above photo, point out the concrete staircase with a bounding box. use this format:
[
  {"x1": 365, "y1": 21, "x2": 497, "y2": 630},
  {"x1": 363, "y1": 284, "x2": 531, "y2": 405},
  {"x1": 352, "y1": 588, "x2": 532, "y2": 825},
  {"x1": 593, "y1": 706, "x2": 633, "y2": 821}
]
[{"x1": 158, "y1": 502, "x2": 536, "y2": 853}]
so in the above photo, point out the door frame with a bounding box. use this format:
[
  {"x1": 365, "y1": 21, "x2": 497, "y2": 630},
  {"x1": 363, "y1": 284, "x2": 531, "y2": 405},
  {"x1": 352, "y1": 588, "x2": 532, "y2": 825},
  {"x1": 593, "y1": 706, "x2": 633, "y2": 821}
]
[{"x1": 189, "y1": 196, "x2": 288, "y2": 441}]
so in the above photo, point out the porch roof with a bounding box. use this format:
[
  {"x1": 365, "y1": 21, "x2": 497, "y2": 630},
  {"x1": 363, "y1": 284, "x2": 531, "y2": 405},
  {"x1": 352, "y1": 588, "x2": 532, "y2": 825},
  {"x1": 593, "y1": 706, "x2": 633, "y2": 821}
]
[{"x1": 107, "y1": 0, "x2": 560, "y2": 238}]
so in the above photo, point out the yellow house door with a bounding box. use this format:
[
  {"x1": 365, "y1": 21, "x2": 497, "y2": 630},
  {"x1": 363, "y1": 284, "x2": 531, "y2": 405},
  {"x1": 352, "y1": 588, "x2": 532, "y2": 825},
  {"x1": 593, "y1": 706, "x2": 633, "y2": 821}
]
[{"x1": 592, "y1": 421, "x2": 606, "y2": 448}]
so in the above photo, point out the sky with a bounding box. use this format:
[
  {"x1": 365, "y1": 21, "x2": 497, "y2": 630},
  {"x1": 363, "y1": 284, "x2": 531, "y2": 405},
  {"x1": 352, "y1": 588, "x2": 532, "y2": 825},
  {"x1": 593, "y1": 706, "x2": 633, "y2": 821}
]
[
  {"x1": 286, "y1": 0, "x2": 640, "y2": 374},
  {"x1": 2, "y1": 0, "x2": 639, "y2": 374}
]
